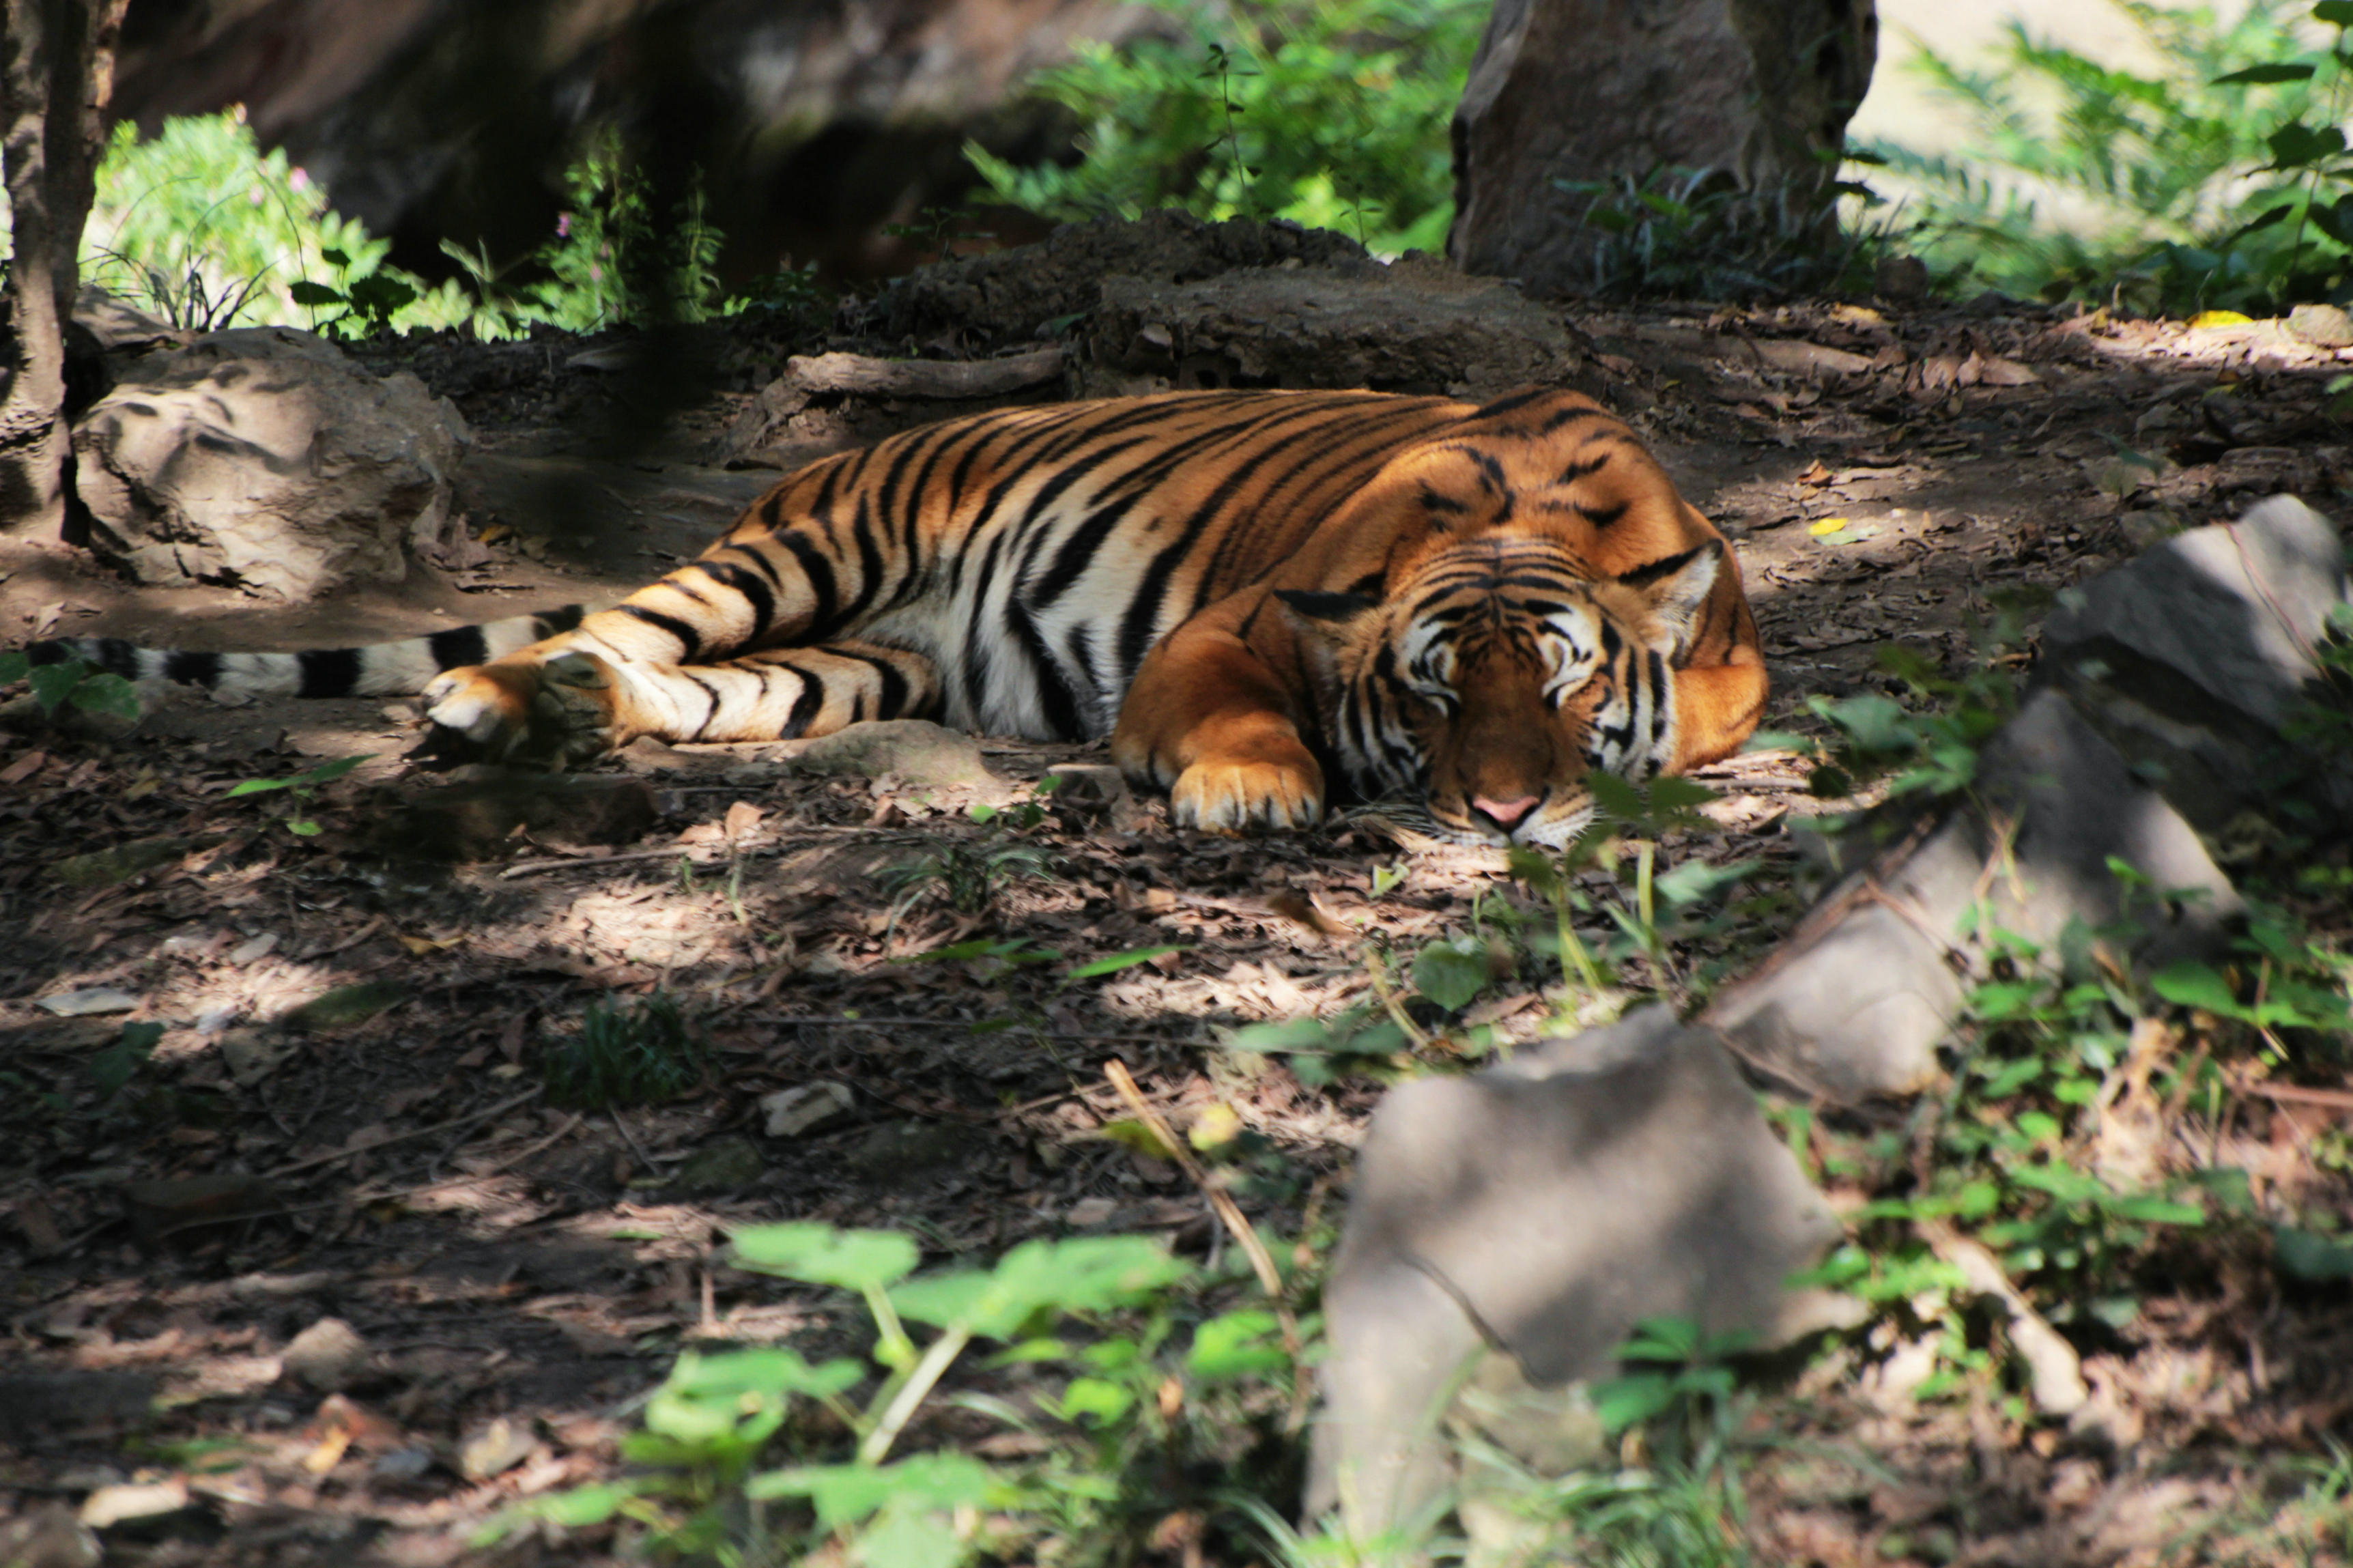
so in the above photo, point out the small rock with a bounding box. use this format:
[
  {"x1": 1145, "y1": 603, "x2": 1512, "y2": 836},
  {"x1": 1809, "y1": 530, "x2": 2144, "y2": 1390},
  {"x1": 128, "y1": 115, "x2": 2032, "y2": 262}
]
[
  {"x1": 78, "y1": 1479, "x2": 190, "y2": 1530},
  {"x1": 36, "y1": 987, "x2": 141, "y2": 1017},
  {"x1": 1044, "y1": 763, "x2": 1145, "y2": 831},
  {"x1": 281, "y1": 1317, "x2": 372, "y2": 1393},
  {"x1": 53, "y1": 836, "x2": 190, "y2": 889},
  {"x1": 1872, "y1": 254, "x2": 1930, "y2": 303},
  {"x1": 0, "y1": 1502, "x2": 100, "y2": 1568},
  {"x1": 774, "y1": 719, "x2": 999, "y2": 789},
  {"x1": 760, "y1": 1081, "x2": 856, "y2": 1139},
  {"x1": 668, "y1": 1135, "x2": 765, "y2": 1195},
  {"x1": 2288, "y1": 302, "x2": 2353, "y2": 347},
  {"x1": 227, "y1": 932, "x2": 279, "y2": 965},
  {"x1": 459, "y1": 1417, "x2": 537, "y2": 1481},
  {"x1": 218, "y1": 1027, "x2": 299, "y2": 1086},
  {"x1": 370, "y1": 1446, "x2": 436, "y2": 1483}
]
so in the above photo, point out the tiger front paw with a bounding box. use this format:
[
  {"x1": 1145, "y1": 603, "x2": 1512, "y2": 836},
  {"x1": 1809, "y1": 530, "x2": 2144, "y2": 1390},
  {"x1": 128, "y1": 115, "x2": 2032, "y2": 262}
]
[
  {"x1": 419, "y1": 652, "x2": 631, "y2": 767},
  {"x1": 1169, "y1": 750, "x2": 1325, "y2": 833}
]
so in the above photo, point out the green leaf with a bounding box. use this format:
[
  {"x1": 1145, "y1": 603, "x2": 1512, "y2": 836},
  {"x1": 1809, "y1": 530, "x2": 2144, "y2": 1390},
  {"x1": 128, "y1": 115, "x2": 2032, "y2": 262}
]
[
  {"x1": 1412, "y1": 937, "x2": 1489, "y2": 1012},
  {"x1": 0, "y1": 649, "x2": 27, "y2": 685},
  {"x1": 2212, "y1": 62, "x2": 2316, "y2": 83},
  {"x1": 346, "y1": 272, "x2": 418, "y2": 317},
  {"x1": 2274, "y1": 1225, "x2": 2353, "y2": 1281},
  {"x1": 68, "y1": 672, "x2": 140, "y2": 720},
  {"x1": 890, "y1": 1236, "x2": 1188, "y2": 1339},
  {"x1": 1226, "y1": 1016, "x2": 1337, "y2": 1055},
  {"x1": 2266, "y1": 120, "x2": 2346, "y2": 169},
  {"x1": 287, "y1": 279, "x2": 345, "y2": 306},
  {"x1": 27, "y1": 661, "x2": 91, "y2": 714},
  {"x1": 731, "y1": 1222, "x2": 921, "y2": 1292},
  {"x1": 317, "y1": 247, "x2": 351, "y2": 268},
  {"x1": 1588, "y1": 1371, "x2": 1677, "y2": 1432},
  {"x1": 1186, "y1": 1309, "x2": 1288, "y2": 1382},
  {"x1": 2151, "y1": 961, "x2": 2240, "y2": 1016},
  {"x1": 1049, "y1": 1375, "x2": 1135, "y2": 1427},
  {"x1": 854, "y1": 1501, "x2": 974, "y2": 1568},
  {"x1": 747, "y1": 1452, "x2": 998, "y2": 1527},
  {"x1": 1651, "y1": 857, "x2": 1756, "y2": 908},
  {"x1": 2318, "y1": 0, "x2": 2353, "y2": 25},
  {"x1": 1065, "y1": 944, "x2": 1187, "y2": 981},
  {"x1": 90, "y1": 1021, "x2": 163, "y2": 1097}
]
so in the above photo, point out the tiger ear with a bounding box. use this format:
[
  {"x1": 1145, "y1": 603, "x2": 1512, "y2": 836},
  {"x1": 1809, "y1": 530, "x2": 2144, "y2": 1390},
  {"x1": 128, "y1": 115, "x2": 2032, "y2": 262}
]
[
  {"x1": 1274, "y1": 588, "x2": 1380, "y2": 631},
  {"x1": 1615, "y1": 541, "x2": 1722, "y2": 648}
]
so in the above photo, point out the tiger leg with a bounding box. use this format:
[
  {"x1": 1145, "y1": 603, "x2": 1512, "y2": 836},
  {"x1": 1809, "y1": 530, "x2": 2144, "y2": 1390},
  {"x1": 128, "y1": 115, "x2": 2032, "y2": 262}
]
[
  {"x1": 1111, "y1": 627, "x2": 1325, "y2": 832},
  {"x1": 433, "y1": 641, "x2": 939, "y2": 766},
  {"x1": 1670, "y1": 653, "x2": 1769, "y2": 773}
]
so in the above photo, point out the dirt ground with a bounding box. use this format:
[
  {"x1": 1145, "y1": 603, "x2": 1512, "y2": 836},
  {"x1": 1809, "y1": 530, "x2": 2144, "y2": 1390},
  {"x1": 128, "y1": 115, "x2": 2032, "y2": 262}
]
[{"x1": 3, "y1": 269, "x2": 2352, "y2": 1566}]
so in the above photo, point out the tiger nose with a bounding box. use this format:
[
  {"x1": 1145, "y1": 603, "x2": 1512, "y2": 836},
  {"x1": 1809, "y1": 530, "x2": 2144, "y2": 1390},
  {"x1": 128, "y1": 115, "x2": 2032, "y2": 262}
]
[{"x1": 1470, "y1": 794, "x2": 1540, "y2": 834}]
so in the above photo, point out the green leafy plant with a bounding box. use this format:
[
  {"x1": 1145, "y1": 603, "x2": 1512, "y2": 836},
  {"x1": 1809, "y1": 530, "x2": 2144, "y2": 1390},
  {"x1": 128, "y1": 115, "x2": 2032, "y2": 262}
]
[
  {"x1": 89, "y1": 1021, "x2": 165, "y2": 1099},
  {"x1": 1864, "y1": 0, "x2": 2353, "y2": 313},
  {"x1": 222, "y1": 753, "x2": 369, "y2": 836},
  {"x1": 483, "y1": 1221, "x2": 1299, "y2": 1565},
  {"x1": 0, "y1": 651, "x2": 139, "y2": 723},
  {"x1": 967, "y1": 0, "x2": 1486, "y2": 255},
  {"x1": 1558, "y1": 161, "x2": 1899, "y2": 300},
  {"x1": 541, "y1": 990, "x2": 709, "y2": 1110},
  {"x1": 287, "y1": 245, "x2": 419, "y2": 339}
]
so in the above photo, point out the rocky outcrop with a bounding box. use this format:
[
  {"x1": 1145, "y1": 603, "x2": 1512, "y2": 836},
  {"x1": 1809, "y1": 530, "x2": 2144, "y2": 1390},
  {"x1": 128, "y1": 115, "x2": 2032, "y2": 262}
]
[
  {"x1": 1079, "y1": 256, "x2": 1581, "y2": 400},
  {"x1": 73, "y1": 326, "x2": 468, "y2": 600},
  {"x1": 872, "y1": 210, "x2": 1376, "y2": 348},
  {"x1": 1448, "y1": 0, "x2": 1878, "y2": 296}
]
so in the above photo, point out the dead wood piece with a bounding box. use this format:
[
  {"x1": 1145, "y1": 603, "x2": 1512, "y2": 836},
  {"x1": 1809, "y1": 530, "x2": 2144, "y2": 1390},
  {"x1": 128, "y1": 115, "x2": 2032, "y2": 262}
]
[{"x1": 783, "y1": 347, "x2": 1065, "y2": 401}]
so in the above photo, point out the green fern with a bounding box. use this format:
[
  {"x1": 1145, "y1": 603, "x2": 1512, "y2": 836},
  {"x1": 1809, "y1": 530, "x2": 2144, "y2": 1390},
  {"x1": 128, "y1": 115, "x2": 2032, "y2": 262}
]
[{"x1": 1865, "y1": 0, "x2": 2344, "y2": 312}]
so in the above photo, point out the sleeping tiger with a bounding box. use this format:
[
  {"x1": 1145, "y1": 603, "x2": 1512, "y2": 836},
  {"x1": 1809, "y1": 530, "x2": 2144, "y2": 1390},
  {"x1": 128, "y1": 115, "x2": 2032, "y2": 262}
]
[{"x1": 29, "y1": 388, "x2": 1767, "y2": 846}]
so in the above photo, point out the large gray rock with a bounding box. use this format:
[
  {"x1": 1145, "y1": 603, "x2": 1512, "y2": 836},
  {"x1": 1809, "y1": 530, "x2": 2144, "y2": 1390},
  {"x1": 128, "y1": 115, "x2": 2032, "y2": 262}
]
[
  {"x1": 2040, "y1": 494, "x2": 2353, "y2": 827},
  {"x1": 1308, "y1": 1008, "x2": 1839, "y2": 1537},
  {"x1": 1707, "y1": 692, "x2": 2242, "y2": 1102},
  {"x1": 1448, "y1": 0, "x2": 1878, "y2": 296},
  {"x1": 72, "y1": 327, "x2": 468, "y2": 600}
]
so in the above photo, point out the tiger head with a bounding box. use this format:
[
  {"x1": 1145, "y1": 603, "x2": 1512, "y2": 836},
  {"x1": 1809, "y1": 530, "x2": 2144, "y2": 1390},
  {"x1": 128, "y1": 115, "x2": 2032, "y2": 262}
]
[{"x1": 1277, "y1": 532, "x2": 1727, "y2": 849}]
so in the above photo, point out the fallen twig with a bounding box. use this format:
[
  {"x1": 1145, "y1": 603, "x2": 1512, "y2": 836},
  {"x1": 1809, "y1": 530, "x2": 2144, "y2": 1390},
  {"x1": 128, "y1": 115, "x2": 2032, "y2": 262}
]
[{"x1": 1102, "y1": 1058, "x2": 1311, "y2": 1433}]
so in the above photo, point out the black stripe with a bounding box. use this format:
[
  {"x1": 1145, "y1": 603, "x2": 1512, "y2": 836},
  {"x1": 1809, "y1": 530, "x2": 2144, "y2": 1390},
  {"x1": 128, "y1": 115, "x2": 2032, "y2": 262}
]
[
  {"x1": 1541, "y1": 403, "x2": 1606, "y2": 433},
  {"x1": 300, "y1": 647, "x2": 362, "y2": 697},
  {"x1": 1558, "y1": 454, "x2": 1612, "y2": 483},
  {"x1": 617, "y1": 603, "x2": 704, "y2": 660},
  {"x1": 427, "y1": 625, "x2": 489, "y2": 670},
  {"x1": 833, "y1": 647, "x2": 913, "y2": 718},
  {"x1": 840, "y1": 494, "x2": 887, "y2": 625},
  {"x1": 779, "y1": 665, "x2": 827, "y2": 738},
  {"x1": 694, "y1": 560, "x2": 777, "y2": 642},
  {"x1": 1575, "y1": 501, "x2": 1629, "y2": 528},
  {"x1": 719, "y1": 539, "x2": 785, "y2": 588},
  {"x1": 536, "y1": 605, "x2": 586, "y2": 635},
  {"x1": 91, "y1": 640, "x2": 143, "y2": 679},
  {"x1": 777, "y1": 531, "x2": 842, "y2": 636},
  {"x1": 683, "y1": 671, "x2": 724, "y2": 740},
  {"x1": 165, "y1": 648, "x2": 223, "y2": 687},
  {"x1": 1471, "y1": 388, "x2": 1548, "y2": 421},
  {"x1": 959, "y1": 531, "x2": 1011, "y2": 716}
]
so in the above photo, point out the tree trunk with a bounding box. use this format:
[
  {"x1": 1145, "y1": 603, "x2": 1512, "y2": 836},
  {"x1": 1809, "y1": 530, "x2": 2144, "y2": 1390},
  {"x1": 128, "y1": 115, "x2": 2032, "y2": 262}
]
[
  {"x1": 1448, "y1": 0, "x2": 1877, "y2": 298},
  {"x1": 0, "y1": 0, "x2": 127, "y2": 537}
]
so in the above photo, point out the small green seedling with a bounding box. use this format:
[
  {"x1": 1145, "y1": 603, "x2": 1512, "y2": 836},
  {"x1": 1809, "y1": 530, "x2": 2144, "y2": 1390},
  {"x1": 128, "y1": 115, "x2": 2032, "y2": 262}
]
[
  {"x1": 223, "y1": 753, "x2": 370, "y2": 835},
  {"x1": 542, "y1": 990, "x2": 707, "y2": 1110}
]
